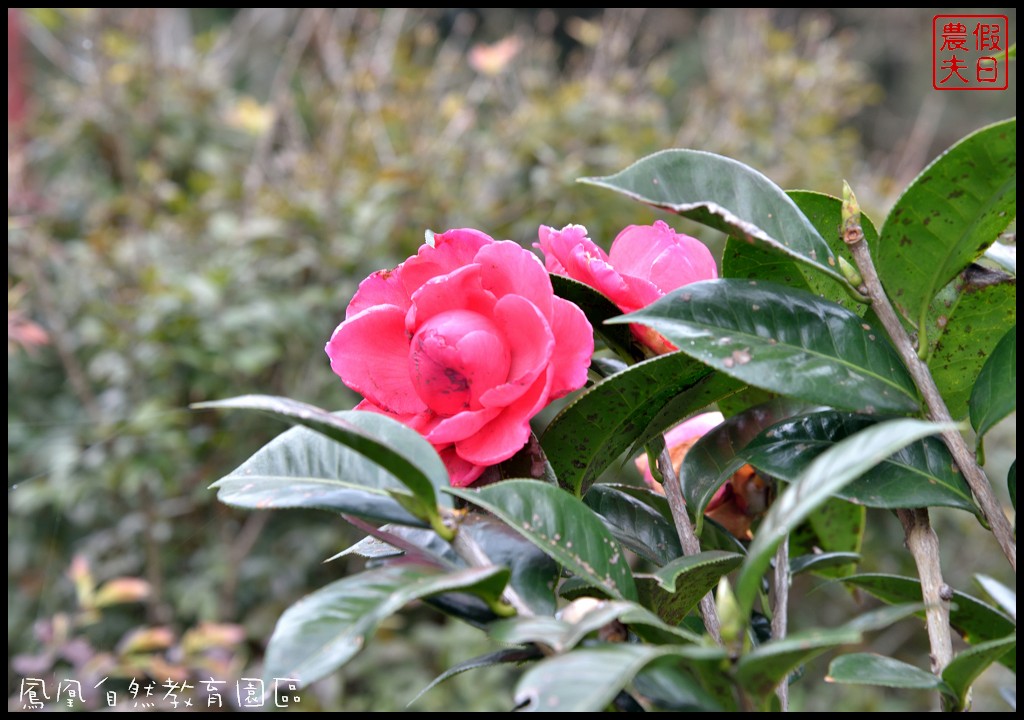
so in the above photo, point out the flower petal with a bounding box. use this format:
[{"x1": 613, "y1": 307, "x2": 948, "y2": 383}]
[
  {"x1": 476, "y1": 240, "x2": 553, "y2": 319},
  {"x1": 326, "y1": 305, "x2": 425, "y2": 415},
  {"x1": 346, "y1": 268, "x2": 411, "y2": 319},
  {"x1": 406, "y1": 264, "x2": 497, "y2": 332},
  {"x1": 479, "y1": 295, "x2": 553, "y2": 408},
  {"x1": 427, "y1": 407, "x2": 502, "y2": 445},
  {"x1": 438, "y1": 445, "x2": 486, "y2": 488},
  {"x1": 401, "y1": 228, "x2": 495, "y2": 295},
  {"x1": 456, "y1": 370, "x2": 552, "y2": 465},
  {"x1": 548, "y1": 296, "x2": 594, "y2": 399}
]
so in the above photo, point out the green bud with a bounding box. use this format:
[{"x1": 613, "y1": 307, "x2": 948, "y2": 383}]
[
  {"x1": 716, "y1": 576, "x2": 743, "y2": 646},
  {"x1": 838, "y1": 257, "x2": 863, "y2": 288},
  {"x1": 841, "y1": 181, "x2": 864, "y2": 245}
]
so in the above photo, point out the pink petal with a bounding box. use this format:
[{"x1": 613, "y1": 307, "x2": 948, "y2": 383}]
[
  {"x1": 438, "y1": 445, "x2": 486, "y2": 488},
  {"x1": 401, "y1": 228, "x2": 495, "y2": 295},
  {"x1": 633, "y1": 412, "x2": 725, "y2": 487},
  {"x1": 456, "y1": 370, "x2": 552, "y2": 465},
  {"x1": 479, "y1": 295, "x2": 553, "y2": 408},
  {"x1": 647, "y1": 242, "x2": 718, "y2": 293},
  {"x1": 426, "y1": 406, "x2": 502, "y2": 445},
  {"x1": 346, "y1": 268, "x2": 411, "y2": 319},
  {"x1": 547, "y1": 296, "x2": 594, "y2": 399},
  {"x1": 406, "y1": 264, "x2": 497, "y2": 332},
  {"x1": 476, "y1": 240, "x2": 553, "y2": 319},
  {"x1": 408, "y1": 308, "x2": 511, "y2": 415},
  {"x1": 326, "y1": 306, "x2": 426, "y2": 415},
  {"x1": 608, "y1": 221, "x2": 677, "y2": 280}
]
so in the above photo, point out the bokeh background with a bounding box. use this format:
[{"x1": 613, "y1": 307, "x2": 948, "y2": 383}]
[{"x1": 8, "y1": 8, "x2": 1016, "y2": 711}]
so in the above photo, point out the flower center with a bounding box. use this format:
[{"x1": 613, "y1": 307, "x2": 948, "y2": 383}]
[{"x1": 409, "y1": 310, "x2": 511, "y2": 416}]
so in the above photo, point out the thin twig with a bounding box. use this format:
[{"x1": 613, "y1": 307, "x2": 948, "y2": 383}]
[
  {"x1": 842, "y1": 187, "x2": 1016, "y2": 572},
  {"x1": 897, "y1": 509, "x2": 953, "y2": 681},
  {"x1": 658, "y1": 447, "x2": 723, "y2": 644},
  {"x1": 771, "y1": 540, "x2": 790, "y2": 711},
  {"x1": 841, "y1": 189, "x2": 957, "y2": 688}
]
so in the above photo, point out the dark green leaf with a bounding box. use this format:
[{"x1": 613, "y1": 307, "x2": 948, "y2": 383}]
[
  {"x1": 514, "y1": 644, "x2": 725, "y2": 712},
  {"x1": 876, "y1": 118, "x2": 1016, "y2": 330},
  {"x1": 491, "y1": 599, "x2": 700, "y2": 652},
  {"x1": 581, "y1": 150, "x2": 849, "y2": 289},
  {"x1": 926, "y1": 267, "x2": 1015, "y2": 417},
  {"x1": 790, "y1": 552, "x2": 861, "y2": 576},
  {"x1": 735, "y1": 419, "x2": 953, "y2": 616},
  {"x1": 723, "y1": 191, "x2": 880, "y2": 312},
  {"x1": 970, "y1": 326, "x2": 1016, "y2": 443},
  {"x1": 264, "y1": 564, "x2": 509, "y2": 686},
  {"x1": 616, "y1": 280, "x2": 921, "y2": 415},
  {"x1": 826, "y1": 653, "x2": 952, "y2": 692},
  {"x1": 198, "y1": 396, "x2": 451, "y2": 523},
  {"x1": 633, "y1": 656, "x2": 725, "y2": 711},
  {"x1": 794, "y1": 498, "x2": 865, "y2": 579},
  {"x1": 550, "y1": 274, "x2": 643, "y2": 362},
  {"x1": 742, "y1": 411, "x2": 978, "y2": 513},
  {"x1": 211, "y1": 424, "x2": 423, "y2": 526},
  {"x1": 584, "y1": 484, "x2": 682, "y2": 566},
  {"x1": 943, "y1": 634, "x2": 1017, "y2": 710},
  {"x1": 736, "y1": 627, "x2": 862, "y2": 698},
  {"x1": 651, "y1": 551, "x2": 744, "y2": 592},
  {"x1": 636, "y1": 552, "x2": 743, "y2": 626},
  {"x1": 843, "y1": 573, "x2": 1016, "y2": 672},
  {"x1": 447, "y1": 480, "x2": 637, "y2": 601},
  {"x1": 462, "y1": 515, "x2": 560, "y2": 616},
  {"x1": 541, "y1": 352, "x2": 727, "y2": 497},
  {"x1": 681, "y1": 398, "x2": 809, "y2": 525},
  {"x1": 408, "y1": 648, "x2": 540, "y2": 708}
]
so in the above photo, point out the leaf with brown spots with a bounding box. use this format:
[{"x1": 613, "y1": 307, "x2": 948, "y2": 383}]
[{"x1": 875, "y1": 119, "x2": 1016, "y2": 331}]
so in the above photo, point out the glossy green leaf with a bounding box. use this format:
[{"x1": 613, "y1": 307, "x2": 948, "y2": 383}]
[
  {"x1": 447, "y1": 480, "x2": 637, "y2": 601},
  {"x1": 462, "y1": 515, "x2": 561, "y2": 616},
  {"x1": 680, "y1": 398, "x2": 809, "y2": 526},
  {"x1": 943, "y1": 634, "x2": 1017, "y2": 710},
  {"x1": 723, "y1": 191, "x2": 879, "y2": 312},
  {"x1": 584, "y1": 484, "x2": 681, "y2": 566},
  {"x1": 651, "y1": 551, "x2": 744, "y2": 592},
  {"x1": 795, "y1": 498, "x2": 865, "y2": 579},
  {"x1": 736, "y1": 627, "x2": 863, "y2": 699},
  {"x1": 636, "y1": 551, "x2": 743, "y2": 626},
  {"x1": 876, "y1": 118, "x2": 1016, "y2": 331},
  {"x1": 514, "y1": 643, "x2": 725, "y2": 712},
  {"x1": 264, "y1": 564, "x2": 509, "y2": 686},
  {"x1": 409, "y1": 647, "x2": 540, "y2": 708},
  {"x1": 735, "y1": 418, "x2": 953, "y2": 616},
  {"x1": 633, "y1": 657, "x2": 725, "y2": 711},
  {"x1": 970, "y1": 325, "x2": 1017, "y2": 443},
  {"x1": 790, "y1": 552, "x2": 861, "y2": 576},
  {"x1": 926, "y1": 266, "x2": 1016, "y2": 417},
  {"x1": 549, "y1": 274, "x2": 644, "y2": 362},
  {"x1": 826, "y1": 653, "x2": 952, "y2": 692},
  {"x1": 211, "y1": 424, "x2": 422, "y2": 526},
  {"x1": 843, "y1": 573, "x2": 1016, "y2": 672},
  {"x1": 491, "y1": 599, "x2": 700, "y2": 652},
  {"x1": 581, "y1": 150, "x2": 849, "y2": 288},
  {"x1": 742, "y1": 411, "x2": 977, "y2": 513},
  {"x1": 198, "y1": 396, "x2": 451, "y2": 522},
  {"x1": 616, "y1": 280, "x2": 921, "y2": 415},
  {"x1": 974, "y1": 574, "x2": 1016, "y2": 621},
  {"x1": 541, "y1": 351, "x2": 727, "y2": 497}
]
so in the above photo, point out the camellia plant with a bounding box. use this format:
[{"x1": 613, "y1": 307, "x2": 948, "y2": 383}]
[{"x1": 197, "y1": 117, "x2": 1016, "y2": 712}]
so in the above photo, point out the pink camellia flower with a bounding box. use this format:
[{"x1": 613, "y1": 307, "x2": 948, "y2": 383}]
[
  {"x1": 537, "y1": 221, "x2": 717, "y2": 354},
  {"x1": 327, "y1": 229, "x2": 594, "y2": 487},
  {"x1": 634, "y1": 412, "x2": 771, "y2": 540}
]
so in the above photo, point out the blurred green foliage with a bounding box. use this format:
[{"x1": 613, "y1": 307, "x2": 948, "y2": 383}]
[{"x1": 7, "y1": 8, "x2": 1014, "y2": 711}]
